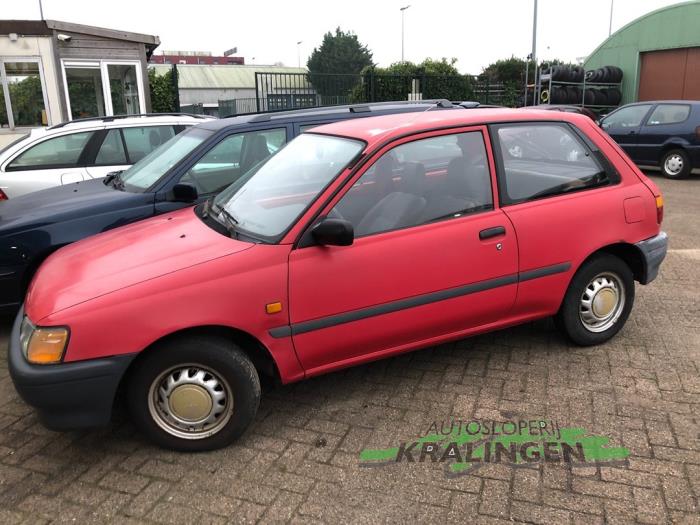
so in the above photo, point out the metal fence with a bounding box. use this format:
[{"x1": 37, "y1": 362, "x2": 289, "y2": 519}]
[{"x1": 217, "y1": 72, "x2": 512, "y2": 117}]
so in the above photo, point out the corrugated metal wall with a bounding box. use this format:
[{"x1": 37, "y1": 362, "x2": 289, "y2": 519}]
[{"x1": 584, "y1": 2, "x2": 700, "y2": 104}]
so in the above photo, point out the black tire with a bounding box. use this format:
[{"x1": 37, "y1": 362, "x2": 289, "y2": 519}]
[
  {"x1": 583, "y1": 89, "x2": 595, "y2": 106},
  {"x1": 593, "y1": 89, "x2": 608, "y2": 106},
  {"x1": 567, "y1": 86, "x2": 581, "y2": 104},
  {"x1": 540, "y1": 89, "x2": 550, "y2": 103},
  {"x1": 127, "y1": 335, "x2": 261, "y2": 451},
  {"x1": 606, "y1": 87, "x2": 622, "y2": 105},
  {"x1": 585, "y1": 69, "x2": 595, "y2": 82},
  {"x1": 608, "y1": 65, "x2": 623, "y2": 83},
  {"x1": 660, "y1": 148, "x2": 691, "y2": 179},
  {"x1": 571, "y1": 66, "x2": 585, "y2": 83},
  {"x1": 555, "y1": 254, "x2": 635, "y2": 346}
]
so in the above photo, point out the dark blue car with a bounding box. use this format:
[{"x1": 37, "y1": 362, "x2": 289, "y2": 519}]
[
  {"x1": 601, "y1": 100, "x2": 700, "y2": 179},
  {"x1": 0, "y1": 100, "x2": 470, "y2": 312}
]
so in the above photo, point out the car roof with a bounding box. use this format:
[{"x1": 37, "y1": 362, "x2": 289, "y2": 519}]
[
  {"x1": 621, "y1": 100, "x2": 700, "y2": 106},
  {"x1": 47, "y1": 113, "x2": 212, "y2": 131},
  {"x1": 196, "y1": 100, "x2": 471, "y2": 132},
  {"x1": 307, "y1": 107, "x2": 589, "y2": 145}
]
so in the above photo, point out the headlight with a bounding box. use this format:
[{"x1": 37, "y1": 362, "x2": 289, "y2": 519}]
[{"x1": 20, "y1": 316, "x2": 69, "y2": 365}]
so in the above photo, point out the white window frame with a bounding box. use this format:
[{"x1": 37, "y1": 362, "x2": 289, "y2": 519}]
[
  {"x1": 61, "y1": 59, "x2": 146, "y2": 120},
  {"x1": 0, "y1": 57, "x2": 52, "y2": 129}
]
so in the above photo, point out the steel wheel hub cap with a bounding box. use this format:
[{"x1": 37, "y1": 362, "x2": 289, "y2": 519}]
[
  {"x1": 579, "y1": 273, "x2": 625, "y2": 333},
  {"x1": 665, "y1": 155, "x2": 683, "y2": 174},
  {"x1": 169, "y1": 384, "x2": 212, "y2": 421},
  {"x1": 148, "y1": 365, "x2": 233, "y2": 440}
]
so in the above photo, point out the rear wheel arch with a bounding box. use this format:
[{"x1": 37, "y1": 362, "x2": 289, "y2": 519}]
[
  {"x1": 557, "y1": 242, "x2": 644, "y2": 312},
  {"x1": 575, "y1": 243, "x2": 645, "y2": 285}
]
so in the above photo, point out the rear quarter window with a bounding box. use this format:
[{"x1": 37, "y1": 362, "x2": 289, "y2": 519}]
[
  {"x1": 493, "y1": 122, "x2": 611, "y2": 205},
  {"x1": 646, "y1": 104, "x2": 691, "y2": 126}
]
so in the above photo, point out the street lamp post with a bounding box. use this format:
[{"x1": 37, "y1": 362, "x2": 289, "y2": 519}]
[
  {"x1": 608, "y1": 0, "x2": 614, "y2": 36},
  {"x1": 400, "y1": 5, "x2": 411, "y2": 62},
  {"x1": 297, "y1": 41, "x2": 303, "y2": 68}
]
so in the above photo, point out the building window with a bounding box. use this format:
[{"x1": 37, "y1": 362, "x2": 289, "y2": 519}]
[
  {"x1": 0, "y1": 59, "x2": 49, "y2": 128},
  {"x1": 62, "y1": 60, "x2": 145, "y2": 120}
]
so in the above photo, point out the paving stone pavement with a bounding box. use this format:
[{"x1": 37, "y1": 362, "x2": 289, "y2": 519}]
[{"x1": 0, "y1": 173, "x2": 698, "y2": 524}]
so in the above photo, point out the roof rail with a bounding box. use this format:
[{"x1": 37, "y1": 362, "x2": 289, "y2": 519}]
[
  {"x1": 243, "y1": 99, "x2": 460, "y2": 122},
  {"x1": 48, "y1": 112, "x2": 213, "y2": 130}
]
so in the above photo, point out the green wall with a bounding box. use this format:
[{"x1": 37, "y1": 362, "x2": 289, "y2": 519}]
[{"x1": 584, "y1": 1, "x2": 700, "y2": 104}]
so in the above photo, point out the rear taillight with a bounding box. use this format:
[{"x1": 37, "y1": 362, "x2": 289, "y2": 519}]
[
  {"x1": 0, "y1": 188, "x2": 7, "y2": 201},
  {"x1": 655, "y1": 194, "x2": 664, "y2": 224}
]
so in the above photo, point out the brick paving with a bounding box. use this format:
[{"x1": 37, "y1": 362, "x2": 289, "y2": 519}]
[{"x1": 0, "y1": 173, "x2": 698, "y2": 524}]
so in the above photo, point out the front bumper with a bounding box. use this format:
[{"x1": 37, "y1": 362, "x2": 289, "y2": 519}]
[
  {"x1": 8, "y1": 306, "x2": 136, "y2": 430},
  {"x1": 635, "y1": 231, "x2": 668, "y2": 285}
]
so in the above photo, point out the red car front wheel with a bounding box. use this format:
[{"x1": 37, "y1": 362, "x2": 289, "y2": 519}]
[{"x1": 127, "y1": 335, "x2": 260, "y2": 451}]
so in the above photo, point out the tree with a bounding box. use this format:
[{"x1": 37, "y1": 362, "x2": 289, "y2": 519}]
[
  {"x1": 352, "y1": 58, "x2": 467, "y2": 102},
  {"x1": 307, "y1": 28, "x2": 374, "y2": 96},
  {"x1": 148, "y1": 67, "x2": 178, "y2": 113}
]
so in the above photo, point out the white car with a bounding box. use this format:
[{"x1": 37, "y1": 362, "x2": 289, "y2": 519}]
[{"x1": 0, "y1": 114, "x2": 213, "y2": 199}]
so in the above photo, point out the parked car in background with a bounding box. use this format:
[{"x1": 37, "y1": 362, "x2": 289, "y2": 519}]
[
  {"x1": 9, "y1": 108, "x2": 667, "y2": 450},
  {"x1": 0, "y1": 100, "x2": 468, "y2": 312},
  {"x1": 527, "y1": 104, "x2": 597, "y2": 121},
  {"x1": 0, "y1": 114, "x2": 210, "y2": 199},
  {"x1": 600, "y1": 100, "x2": 700, "y2": 179}
]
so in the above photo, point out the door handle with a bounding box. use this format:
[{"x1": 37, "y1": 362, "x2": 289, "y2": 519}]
[{"x1": 479, "y1": 226, "x2": 506, "y2": 240}]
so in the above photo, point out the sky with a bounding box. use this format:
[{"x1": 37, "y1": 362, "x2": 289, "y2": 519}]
[{"x1": 4, "y1": 0, "x2": 689, "y2": 73}]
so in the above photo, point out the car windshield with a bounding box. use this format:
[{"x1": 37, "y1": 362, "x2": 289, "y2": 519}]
[
  {"x1": 121, "y1": 127, "x2": 212, "y2": 192},
  {"x1": 212, "y1": 133, "x2": 364, "y2": 241}
]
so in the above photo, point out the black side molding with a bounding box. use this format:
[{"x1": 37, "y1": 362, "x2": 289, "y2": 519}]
[{"x1": 269, "y1": 262, "x2": 572, "y2": 339}]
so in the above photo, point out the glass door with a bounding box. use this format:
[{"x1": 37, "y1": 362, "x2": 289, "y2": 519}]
[
  {"x1": 107, "y1": 64, "x2": 141, "y2": 115},
  {"x1": 63, "y1": 60, "x2": 145, "y2": 120},
  {"x1": 64, "y1": 62, "x2": 106, "y2": 119}
]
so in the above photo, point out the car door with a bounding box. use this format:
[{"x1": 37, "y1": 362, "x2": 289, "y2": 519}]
[
  {"x1": 0, "y1": 129, "x2": 99, "y2": 196},
  {"x1": 490, "y1": 121, "x2": 629, "y2": 320},
  {"x1": 600, "y1": 104, "x2": 653, "y2": 162},
  {"x1": 287, "y1": 127, "x2": 518, "y2": 375},
  {"x1": 635, "y1": 103, "x2": 692, "y2": 165}
]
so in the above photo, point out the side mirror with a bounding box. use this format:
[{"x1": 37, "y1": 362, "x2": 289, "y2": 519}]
[
  {"x1": 171, "y1": 183, "x2": 198, "y2": 203},
  {"x1": 311, "y1": 218, "x2": 354, "y2": 246}
]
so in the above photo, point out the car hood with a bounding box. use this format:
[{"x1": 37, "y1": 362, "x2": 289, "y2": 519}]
[
  {"x1": 26, "y1": 206, "x2": 253, "y2": 320},
  {"x1": 0, "y1": 178, "x2": 143, "y2": 235}
]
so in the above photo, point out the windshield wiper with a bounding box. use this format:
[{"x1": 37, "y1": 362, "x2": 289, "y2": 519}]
[
  {"x1": 104, "y1": 171, "x2": 125, "y2": 191},
  {"x1": 217, "y1": 207, "x2": 240, "y2": 239}
]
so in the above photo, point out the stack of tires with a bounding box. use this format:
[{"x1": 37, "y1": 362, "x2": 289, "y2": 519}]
[
  {"x1": 585, "y1": 66, "x2": 623, "y2": 107},
  {"x1": 539, "y1": 64, "x2": 623, "y2": 108},
  {"x1": 585, "y1": 66, "x2": 623, "y2": 83},
  {"x1": 542, "y1": 65, "x2": 585, "y2": 82}
]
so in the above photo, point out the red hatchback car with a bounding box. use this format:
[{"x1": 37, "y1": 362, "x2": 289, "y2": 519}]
[{"x1": 9, "y1": 109, "x2": 667, "y2": 450}]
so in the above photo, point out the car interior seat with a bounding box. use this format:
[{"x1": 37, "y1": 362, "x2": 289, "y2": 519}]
[
  {"x1": 240, "y1": 134, "x2": 270, "y2": 173},
  {"x1": 355, "y1": 161, "x2": 427, "y2": 237}
]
